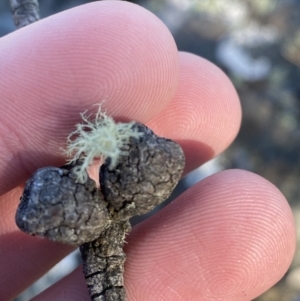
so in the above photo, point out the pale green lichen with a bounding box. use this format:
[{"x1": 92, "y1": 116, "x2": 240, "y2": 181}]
[{"x1": 66, "y1": 106, "x2": 142, "y2": 183}]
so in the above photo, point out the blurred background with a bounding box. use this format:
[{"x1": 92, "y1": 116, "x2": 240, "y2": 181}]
[{"x1": 1, "y1": 0, "x2": 300, "y2": 300}]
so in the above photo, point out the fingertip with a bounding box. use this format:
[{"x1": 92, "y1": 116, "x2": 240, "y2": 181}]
[
  {"x1": 0, "y1": 1, "x2": 179, "y2": 193},
  {"x1": 148, "y1": 52, "x2": 242, "y2": 172},
  {"x1": 1, "y1": 1, "x2": 179, "y2": 119},
  {"x1": 180, "y1": 52, "x2": 242, "y2": 151},
  {"x1": 195, "y1": 170, "x2": 296, "y2": 296},
  {"x1": 125, "y1": 169, "x2": 295, "y2": 300}
]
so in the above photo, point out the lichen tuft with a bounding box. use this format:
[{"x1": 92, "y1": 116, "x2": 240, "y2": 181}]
[{"x1": 66, "y1": 106, "x2": 142, "y2": 183}]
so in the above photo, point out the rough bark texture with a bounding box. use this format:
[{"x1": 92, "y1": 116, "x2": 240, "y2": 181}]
[
  {"x1": 16, "y1": 122, "x2": 185, "y2": 301},
  {"x1": 80, "y1": 221, "x2": 131, "y2": 301},
  {"x1": 10, "y1": 0, "x2": 40, "y2": 29},
  {"x1": 16, "y1": 162, "x2": 110, "y2": 245},
  {"x1": 100, "y1": 123, "x2": 185, "y2": 218}
]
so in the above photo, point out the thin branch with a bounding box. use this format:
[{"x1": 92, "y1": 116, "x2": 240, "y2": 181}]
[
  {"x1": 10, "y1": 0, "x2": 40, "y2": 29},
  {"x1": 16, "y1": 118, "x2": 185, "y2": 301}
]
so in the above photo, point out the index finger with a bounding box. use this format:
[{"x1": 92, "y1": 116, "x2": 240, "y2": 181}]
[{"x1": 0, "y1": 1, "x2": 179, "y2": 195}]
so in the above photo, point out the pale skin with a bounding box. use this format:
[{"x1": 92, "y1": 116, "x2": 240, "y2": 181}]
[{"x1": 0, "y1": 1, "x2": 296, "y2": 301}]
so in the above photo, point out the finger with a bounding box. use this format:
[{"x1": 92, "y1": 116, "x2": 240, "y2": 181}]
[
  {"x1": 124, "y1": 170, "x2": 295, "y2": 301},
  {"x1": 147, "y1": 52, "x2": 242, "y2": 174},
  {"x1": 0, "y1": 0, "x2": 179, "y2": 195},
  {"x1": 23, "y1": 170, "x2": 295, "y2": 301}
]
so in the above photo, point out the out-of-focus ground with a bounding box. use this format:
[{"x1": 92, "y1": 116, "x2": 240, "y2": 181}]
[{"x1": 1, "y1": 0, "x2": 299, "y2": 300}]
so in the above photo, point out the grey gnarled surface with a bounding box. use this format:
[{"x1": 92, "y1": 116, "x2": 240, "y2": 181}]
[
  {"x1": 80, "y1": 221, "x2": 131, "y2": 301},
  {"x1": 16, "y1": 163, "x2": 110, "y2": 245},
  {"x1": 100, "y1": 123, "x2": 185, "y2": 218},
  {"x1": 16, "y1": 122, "x2": 185, "y2": 301}
]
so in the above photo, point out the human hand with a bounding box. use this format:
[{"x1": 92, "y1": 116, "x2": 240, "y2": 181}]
[{"x1": 0, "y1": 2, "x2": 295, "y2": 300}]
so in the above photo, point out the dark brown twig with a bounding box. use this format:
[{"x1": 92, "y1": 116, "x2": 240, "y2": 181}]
[
  {"x1": 16, "y1": 121, "x2": 185, "y2": 300},
  {"x1": 10, "y1": 0, "x2": 40, "y2": 29},
  {"x1": 80, "y1": 221, "x2": 131, "y2": 300}
]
